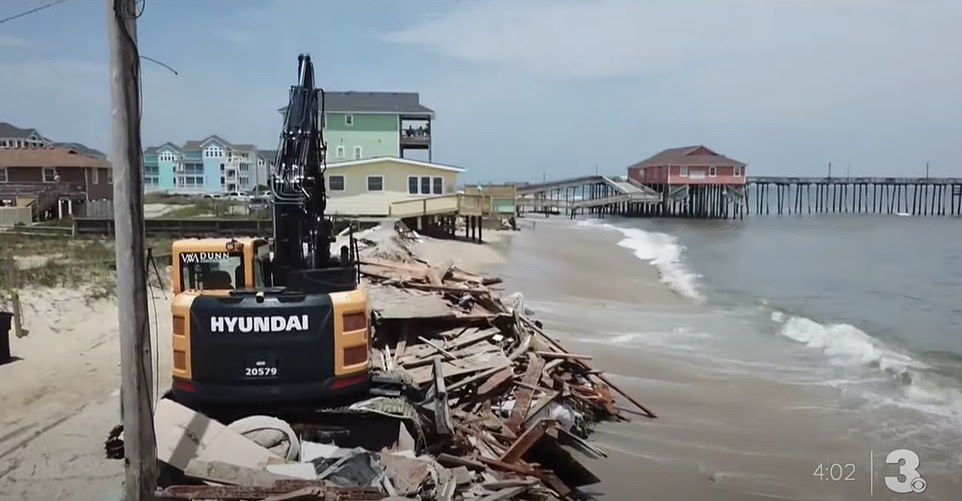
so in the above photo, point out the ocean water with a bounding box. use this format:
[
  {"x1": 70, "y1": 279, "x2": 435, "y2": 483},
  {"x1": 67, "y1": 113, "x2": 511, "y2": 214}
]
[
  {"x1": 495, "y1": 213, "x2": 962, "y2": 500},
  {"x1": 613, "y1": 215, "x2": 962, "y2": 421}
]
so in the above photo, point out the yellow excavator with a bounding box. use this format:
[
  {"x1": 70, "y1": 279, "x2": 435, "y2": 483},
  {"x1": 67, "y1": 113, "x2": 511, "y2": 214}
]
[{"x1": 166, "y1": 55, "x2": 373, "y2": 409}]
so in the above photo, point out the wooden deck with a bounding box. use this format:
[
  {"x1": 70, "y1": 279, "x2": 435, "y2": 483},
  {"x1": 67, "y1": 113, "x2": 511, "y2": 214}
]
[{"x1": 389, "y1": 193, "x2": 490, "y2": 218}]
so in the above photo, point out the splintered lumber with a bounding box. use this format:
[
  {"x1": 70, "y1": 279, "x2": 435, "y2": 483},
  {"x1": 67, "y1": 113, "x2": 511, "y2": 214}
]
[
  {"x1": 348, "y1": 223, "x2": 659, "y2": 498},
  {"x1": 505, "y1": 355, "x2": 546, "y2": 433},
  {"x1": 367, "y1": 286, "x2": 454, "y2": 320},
  {"x1": 519, "y1": 315, "x2": 658, "y2": 419},
  {"x1": 144, "y1": 223, "x2": 656, "y2": 501},
  {"x1": 352, "y1": 225, "x2": 659, "y2": 498}
]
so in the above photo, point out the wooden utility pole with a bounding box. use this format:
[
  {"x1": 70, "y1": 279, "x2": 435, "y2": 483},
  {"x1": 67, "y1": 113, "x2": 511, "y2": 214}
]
[{"x1": 106, "y1": 0, "x2": 157, "y2": 499}]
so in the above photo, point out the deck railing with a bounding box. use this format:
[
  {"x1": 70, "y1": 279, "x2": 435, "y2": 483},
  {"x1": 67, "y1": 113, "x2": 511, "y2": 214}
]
[{"x1": 390, "y1": 193, "x2": 489, "y2": 218}]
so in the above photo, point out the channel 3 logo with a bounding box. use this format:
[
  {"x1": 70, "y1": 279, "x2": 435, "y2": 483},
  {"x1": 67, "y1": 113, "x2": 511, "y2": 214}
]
[{"x1": 884, "y1": 449, "x2": 927, "y2": 494}]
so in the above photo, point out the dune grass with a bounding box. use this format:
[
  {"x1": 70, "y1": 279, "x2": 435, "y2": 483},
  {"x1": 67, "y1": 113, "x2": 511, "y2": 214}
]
[{"x1": 0, "y1": 233, "x2": 172, "y2": 304}]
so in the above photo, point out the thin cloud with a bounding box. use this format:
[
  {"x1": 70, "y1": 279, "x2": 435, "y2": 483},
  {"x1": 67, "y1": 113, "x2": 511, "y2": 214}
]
[
  {"x1": 380, "y1": 0, "x2": 962, "y2": 177},
  {"x1": 384, "y1": 0, "x2": 962, "y2": 119}
]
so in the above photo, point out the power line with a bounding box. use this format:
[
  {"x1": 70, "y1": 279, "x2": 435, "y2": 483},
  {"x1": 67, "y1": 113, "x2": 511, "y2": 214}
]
[
  {"x1": 1, "y1": 0, "x2": 172, "y2": 76},
  {"x1": 140, "y1": 55, "x2": 177, "y2": 75},
  {"x1": 0, "y1": 0, "x2": 70, "y2": 26}
]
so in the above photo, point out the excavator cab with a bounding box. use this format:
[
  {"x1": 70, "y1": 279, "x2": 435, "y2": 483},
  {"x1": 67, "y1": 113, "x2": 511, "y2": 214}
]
[
  {"x1": 168, "y1": 237, "x2": 372, "y2": 409},
  {"x1": 171, "y1": 237, "x2": 268, "y2": 293}
]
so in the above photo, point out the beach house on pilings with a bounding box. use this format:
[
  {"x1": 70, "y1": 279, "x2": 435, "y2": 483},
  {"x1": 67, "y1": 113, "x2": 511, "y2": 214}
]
[
  {"x1": 627, "y1": 145, "x2": 747, "y2": 218},
  {"x1": 277, "y1": 91, "x2": 435, "y2": 164}
]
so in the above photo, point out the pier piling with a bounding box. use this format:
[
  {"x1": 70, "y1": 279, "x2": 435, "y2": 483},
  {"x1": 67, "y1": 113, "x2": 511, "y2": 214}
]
[{"x1": 516, "y1": 175, "x2": 962, "y2": 220}]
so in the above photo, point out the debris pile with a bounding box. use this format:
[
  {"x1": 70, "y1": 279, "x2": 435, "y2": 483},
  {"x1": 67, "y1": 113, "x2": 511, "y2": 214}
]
[{"x1": 137, "y1": 222, "x2": 656, "y2": 500}]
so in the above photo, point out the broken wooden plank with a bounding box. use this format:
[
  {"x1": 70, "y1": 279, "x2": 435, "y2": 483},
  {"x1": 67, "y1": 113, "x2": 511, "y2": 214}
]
[
  {"x1": 261, "y1": 487, "x2": 326, "y2": 501},
  {"x1": 500, "y1": 419, "x2": 554, "y2": 464},
  {"x1": 406, "y1": 350, "x2": 512, "y2": 386},
  {"x1": 519, "y1": 315, "x2": 657, "y2": 418},
  {"x1": 533, "y1": 350, "x2": 593, "y2": 361},
  {"x1": 436, "y1": 453, "x2": 486, "y2": 471},
  {"x1": 431, "y1": 356, "x2": 454, "y2": 436},
  {"x1": 417, "y1": 335, "x2": 463, "y2": 363},
  {"x1": 505, "y1": 354, "x2": 546, "y2": 433},
  {"x1": 476, "y1": 367, "x2": 514, "y2": 396}
]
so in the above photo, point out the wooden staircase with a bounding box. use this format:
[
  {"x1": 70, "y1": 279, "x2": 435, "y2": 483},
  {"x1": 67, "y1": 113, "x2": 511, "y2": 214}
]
[{"x1": 30, "y1": 188, "x2": 63, "y2": 221}]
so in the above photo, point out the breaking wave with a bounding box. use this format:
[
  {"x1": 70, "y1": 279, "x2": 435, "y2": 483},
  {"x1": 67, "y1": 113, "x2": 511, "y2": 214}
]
[
  {"x1": 570, "y1": 218, "x2": 962, "y2": 423},
  {"x1": 577, "y1": 219, "x2": 703, "y2": 300},
  {"x1": 770, "y1": 310, "x2": 962, "y2": 421}
]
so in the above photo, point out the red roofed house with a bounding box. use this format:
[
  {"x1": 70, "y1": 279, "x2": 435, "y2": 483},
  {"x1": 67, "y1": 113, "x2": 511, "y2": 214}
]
[
  {"x1": 627, "y1": 145, "x2": 746, "y2": 186},
  {"x1": 625, "y1": 145, "x2": 747, "y2": 218}
]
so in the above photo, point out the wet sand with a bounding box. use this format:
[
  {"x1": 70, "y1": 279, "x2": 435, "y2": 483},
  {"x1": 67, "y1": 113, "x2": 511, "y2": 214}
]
[{"x1": 493, "y1": 217, "x2": 959, "y2": 501}]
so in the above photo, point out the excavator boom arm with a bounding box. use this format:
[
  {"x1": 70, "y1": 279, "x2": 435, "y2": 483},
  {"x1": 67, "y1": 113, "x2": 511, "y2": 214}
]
[{"x1": 270, "y1": 54, "x2": 332, "y2": 284}]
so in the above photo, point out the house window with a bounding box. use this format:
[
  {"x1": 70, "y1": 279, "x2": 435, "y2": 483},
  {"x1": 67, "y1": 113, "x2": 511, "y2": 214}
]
[
  {"x1": 329, "y1": 175, "x2": 345, "y2": 191},
  {"x1": 420, "y1": 176, "x2": 431, "y2": 194},
  {"x1": 43, "y1": 167, "x2": 57, "y2": 182},
  {"x1": 734, "y1": 166, "x2": 742, "y2": 177},
  {"x1": 709, "y1": 166, "x2": 717, "y2": 177},
  {"x1": 345, "y1": 114, "x2": 354, "y2": 126},
  {"x1": 367, "y1": 176, "x2": 383, "y2": 192},
  {"x1": 92, "y1": 168, "x2": 100, "y2": 184},
  {"x1": 0, "y1": 168, "x2": 6, "y2": 183},
  {"x1": 107, "y1": 168, "x2": 113, "y2": 184},
  {"x1": 408, "y1": 176, "x2": 418, "y2": 194},
  {"x1": 335, "y1": 146, "x2": 345, "y2": 158},
  {"x1": 679, "y1": 166, "x2": 689, "y2": 177},
  {"x1": 432, "y1": 177, "x2": 443, "y2": 194},
  {"x1": 353, "y1": 146, "x2": 362, "y2": 160}
]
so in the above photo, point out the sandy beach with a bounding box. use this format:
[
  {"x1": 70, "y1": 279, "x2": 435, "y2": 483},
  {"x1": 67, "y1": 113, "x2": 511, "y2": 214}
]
[{"x1": 2, "y1": 221, "x2": 955, "y2": 501}]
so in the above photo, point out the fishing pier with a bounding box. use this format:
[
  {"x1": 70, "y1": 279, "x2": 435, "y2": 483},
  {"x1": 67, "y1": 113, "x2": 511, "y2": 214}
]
[
  {"x1": 516, "y1": 146, "x2": 962, "y2": 219},
  {"x1": 748, "y1": 177, "x2": 962, "y2": 216}
]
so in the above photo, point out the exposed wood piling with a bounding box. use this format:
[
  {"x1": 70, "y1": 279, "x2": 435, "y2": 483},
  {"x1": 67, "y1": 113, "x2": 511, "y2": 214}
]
[
  {"x1": 516, "y1": 175, "x2": 962, "y2": 219},
  {"x1": 747, "y1": 177, "x2": 962, "y2": 216}
]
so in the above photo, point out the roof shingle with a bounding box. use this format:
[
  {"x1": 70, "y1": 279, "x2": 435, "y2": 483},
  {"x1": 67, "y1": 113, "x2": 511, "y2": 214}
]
[
  {"x1": 0, "y1": 147, "x2": 111, "y2": 168},
  {"x1": 279, "y1": 91, "x2": 434, "y2": 115},
  {"x1": 628, "y1": 145, "x2": 746, "y2": 169},
  {"x1": 0, "y1": 121, "x2": 41, "y2": 140}
]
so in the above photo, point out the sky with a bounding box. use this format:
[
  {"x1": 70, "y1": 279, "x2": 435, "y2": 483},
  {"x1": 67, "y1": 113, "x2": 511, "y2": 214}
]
[{"x1": 1, "y1": 0, "x2": 961, "y2": 182}]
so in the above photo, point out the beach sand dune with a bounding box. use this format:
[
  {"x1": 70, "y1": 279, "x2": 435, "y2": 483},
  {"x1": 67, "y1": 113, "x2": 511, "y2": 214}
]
[{"x1": 0, "y1": 284, "x2": 172, "y2": 501}]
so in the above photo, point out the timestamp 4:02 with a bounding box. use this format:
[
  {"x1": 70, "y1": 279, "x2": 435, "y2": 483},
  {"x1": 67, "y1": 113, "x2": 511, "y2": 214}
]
[{"x1": 813, "y1": 463, "x2": 856, "y2": 481}]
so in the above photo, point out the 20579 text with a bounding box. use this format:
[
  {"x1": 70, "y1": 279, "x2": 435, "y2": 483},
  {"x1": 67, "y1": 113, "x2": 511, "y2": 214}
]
[{"x1": 245, "y1": 367, "x2": 278, "y2": 377}]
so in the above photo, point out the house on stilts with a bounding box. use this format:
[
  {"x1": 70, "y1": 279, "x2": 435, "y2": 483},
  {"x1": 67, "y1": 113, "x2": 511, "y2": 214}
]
[{"x1": 626, "y1": 145, "x2": 747, "y2": 219}]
